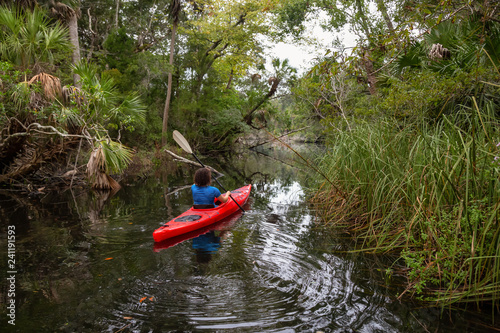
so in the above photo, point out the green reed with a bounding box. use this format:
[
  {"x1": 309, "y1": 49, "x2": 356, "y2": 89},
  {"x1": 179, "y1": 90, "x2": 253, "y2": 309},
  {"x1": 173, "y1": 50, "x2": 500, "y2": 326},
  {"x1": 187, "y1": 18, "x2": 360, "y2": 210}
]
[{"x1": 312, "y1": 103, "x2": 500, "y2": 306}]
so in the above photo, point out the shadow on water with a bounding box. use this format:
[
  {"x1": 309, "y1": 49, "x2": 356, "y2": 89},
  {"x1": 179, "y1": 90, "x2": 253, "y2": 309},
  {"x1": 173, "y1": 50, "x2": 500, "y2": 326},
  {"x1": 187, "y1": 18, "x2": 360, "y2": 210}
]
[{"x1": 0, "y1": 146, "x2": 499, "y2": 332}]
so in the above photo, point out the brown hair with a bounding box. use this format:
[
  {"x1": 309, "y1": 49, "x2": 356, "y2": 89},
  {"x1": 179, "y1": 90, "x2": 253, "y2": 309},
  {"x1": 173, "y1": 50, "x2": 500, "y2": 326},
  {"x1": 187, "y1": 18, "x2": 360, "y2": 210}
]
[{"x1": 194, "y1": 168, "x2": 211, "y2": 186}]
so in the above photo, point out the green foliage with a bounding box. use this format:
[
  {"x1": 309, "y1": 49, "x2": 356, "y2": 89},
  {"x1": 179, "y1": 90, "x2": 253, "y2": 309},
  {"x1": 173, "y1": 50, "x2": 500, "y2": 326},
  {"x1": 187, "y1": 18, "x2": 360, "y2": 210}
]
[
  {"x1": 170, "y1": 77, "x2": 252, "y2": 150},
  {"x1": 102, "y1": 28, "x2": 135, "y2": 73},
  {"x1": 0, "y1": 5, "x2": 147, "y2": 186},
  {"x1": 0, "y1": 6, "x2": 71, "y2": 69},
  {"x1": 290, "y1": 56, "x2": 380, "y2": 132},
  {"x1": 376, "y1": 15, "x2": 500, "y2": 122},
  {"x1": 274, "y1": 0, "x2": 310, "y2": 38},
  {"x1": 402, "y1": 198, "x2": 497, "y2": 295},
  {"x1": 97, "y1": 140, "x2": 134, "y2": 174},
  {"x1": 0, "y1": 61, "x2": 26, "y2": 120},
  {"x1": 391, "y1": 41, "x2": 426, "y2": 76},
  {"x1": 378, "y1": 70, "x2": 478, "y2": 119},
  {"x1": 75, "y1": 0, "x2": 287, "y2": 148},
  {"x1": 72, "y1": 61, "x2": 146, "y2": 131},
  {"x1": 393, "y1": 15, "x2": 500, "y2": 77}
]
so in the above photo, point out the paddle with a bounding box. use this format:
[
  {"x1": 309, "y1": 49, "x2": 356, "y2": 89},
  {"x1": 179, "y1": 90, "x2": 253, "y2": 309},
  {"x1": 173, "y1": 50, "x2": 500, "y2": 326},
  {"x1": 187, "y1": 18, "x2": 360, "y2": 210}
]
[{"x1": 172, "y1": 130, "x2": 245, "y2": 213}]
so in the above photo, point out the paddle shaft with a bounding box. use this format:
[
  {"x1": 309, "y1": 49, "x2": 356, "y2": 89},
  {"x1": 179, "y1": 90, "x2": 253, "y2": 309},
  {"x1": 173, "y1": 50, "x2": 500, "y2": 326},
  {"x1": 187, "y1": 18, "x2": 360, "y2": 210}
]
[{"x1": 191, "y1": 153, "x2": 245, "y2": 213}]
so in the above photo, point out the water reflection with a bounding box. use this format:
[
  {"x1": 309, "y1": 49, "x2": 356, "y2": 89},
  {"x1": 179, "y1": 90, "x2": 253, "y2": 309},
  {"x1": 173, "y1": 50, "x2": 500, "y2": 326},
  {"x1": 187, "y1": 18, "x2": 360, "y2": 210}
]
[
  {"x1": 193, "y1": 230, "x2": 227, "y2": 261},
  {"x1": 0, "y1": 147, "x2": 499, "y2": 332}
]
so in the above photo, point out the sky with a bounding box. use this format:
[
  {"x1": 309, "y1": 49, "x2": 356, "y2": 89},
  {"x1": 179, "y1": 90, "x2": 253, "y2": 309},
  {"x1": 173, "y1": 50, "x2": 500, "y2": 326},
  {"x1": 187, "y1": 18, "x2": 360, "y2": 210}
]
[{"x1": 268, "y1": 15, "x2": 358, "y2": 74}]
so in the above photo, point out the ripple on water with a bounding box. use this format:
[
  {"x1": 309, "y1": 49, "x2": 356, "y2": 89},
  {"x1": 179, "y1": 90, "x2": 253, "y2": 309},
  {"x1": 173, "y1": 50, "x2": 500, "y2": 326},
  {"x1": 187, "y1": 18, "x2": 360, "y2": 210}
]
[{"x1": 98, "y1": 199, "x2": 421, "y2": 333}]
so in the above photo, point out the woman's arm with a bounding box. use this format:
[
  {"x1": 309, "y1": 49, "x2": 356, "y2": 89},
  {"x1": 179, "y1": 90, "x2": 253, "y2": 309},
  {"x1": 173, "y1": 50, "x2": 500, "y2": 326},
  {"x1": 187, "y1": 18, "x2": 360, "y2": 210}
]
[{"x1": 217, "y1": 191, "x2": 231, "y2": 203}]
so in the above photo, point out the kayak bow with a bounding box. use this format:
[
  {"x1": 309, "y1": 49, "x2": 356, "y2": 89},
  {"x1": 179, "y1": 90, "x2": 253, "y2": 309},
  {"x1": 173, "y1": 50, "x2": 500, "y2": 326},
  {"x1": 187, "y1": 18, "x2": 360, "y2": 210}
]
[{"x1": 153, "y1": 184, "x2": 251, "y2": 243}]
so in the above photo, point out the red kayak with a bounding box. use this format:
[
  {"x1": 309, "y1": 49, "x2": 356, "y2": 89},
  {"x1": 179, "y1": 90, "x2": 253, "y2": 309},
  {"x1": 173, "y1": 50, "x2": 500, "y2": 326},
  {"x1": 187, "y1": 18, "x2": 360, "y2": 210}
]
[
  {"x1": 153, "y1": 184, "x2": 252, "y2": 243},
  {"x1": 153, "y1": 210, "x2": 244, "y2": 252}
]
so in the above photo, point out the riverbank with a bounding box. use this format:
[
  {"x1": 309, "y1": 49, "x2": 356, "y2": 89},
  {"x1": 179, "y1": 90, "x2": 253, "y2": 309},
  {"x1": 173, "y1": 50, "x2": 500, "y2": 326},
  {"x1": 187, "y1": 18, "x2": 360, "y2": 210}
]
[{"x1": 311, "y1": 111, "x2": 500, "y2": 309}]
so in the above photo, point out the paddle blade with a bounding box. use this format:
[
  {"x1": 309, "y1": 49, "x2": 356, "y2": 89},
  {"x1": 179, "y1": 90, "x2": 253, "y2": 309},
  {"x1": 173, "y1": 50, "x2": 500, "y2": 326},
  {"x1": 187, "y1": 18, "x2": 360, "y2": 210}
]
[{"x1": 173, "y1": 130, "x2": 193, "y2": 154}]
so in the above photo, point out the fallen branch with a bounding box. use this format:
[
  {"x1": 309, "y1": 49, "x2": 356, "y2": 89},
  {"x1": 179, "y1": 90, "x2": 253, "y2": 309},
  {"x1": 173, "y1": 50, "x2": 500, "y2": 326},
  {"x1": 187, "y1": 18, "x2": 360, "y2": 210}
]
[
  {"x1": 164, "y1": 149, "x2": 222, "y2": 176},
  {"x1": 30, "y1": 123, "x2": 91, "y2": 140},
  {"x1": 0, "y1": 122, "x2": 91, "y2": 151}
]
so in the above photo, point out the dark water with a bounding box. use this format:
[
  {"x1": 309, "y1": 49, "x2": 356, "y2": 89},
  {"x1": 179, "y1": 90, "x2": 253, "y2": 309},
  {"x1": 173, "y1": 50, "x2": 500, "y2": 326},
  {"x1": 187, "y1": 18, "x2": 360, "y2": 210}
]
[{"x1": 0, "y1": 147, "x2": 498, "y2": 332}]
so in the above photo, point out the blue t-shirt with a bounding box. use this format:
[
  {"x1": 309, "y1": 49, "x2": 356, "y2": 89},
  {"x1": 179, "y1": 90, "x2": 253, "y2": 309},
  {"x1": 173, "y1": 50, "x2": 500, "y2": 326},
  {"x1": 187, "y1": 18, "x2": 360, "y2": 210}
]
[{"x1": 191, "y1": 185, "x2": 221, "y2": 206}]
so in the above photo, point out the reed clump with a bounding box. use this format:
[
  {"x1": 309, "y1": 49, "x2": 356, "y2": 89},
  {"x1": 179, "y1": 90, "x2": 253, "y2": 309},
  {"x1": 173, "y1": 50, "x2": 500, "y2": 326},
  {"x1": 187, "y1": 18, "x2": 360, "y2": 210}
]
[{"x1": 312, "y1": 104, "x2": 500, "y2": 306}]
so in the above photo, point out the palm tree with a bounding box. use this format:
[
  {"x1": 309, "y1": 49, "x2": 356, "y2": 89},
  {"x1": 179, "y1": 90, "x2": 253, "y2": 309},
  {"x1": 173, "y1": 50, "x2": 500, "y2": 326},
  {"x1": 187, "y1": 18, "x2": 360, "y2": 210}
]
[
  {"x1": 162, "y1": 0, "x2": 181, "y2": 146},
  {"x1": 72, "y1": 61, "x2": 146, "y2": 190},
  {"x1": 4, "y1": 0, "x2": 81, "y2": 73},
  {"x1": 393, "y1": 16, "x2": 500, "y2": 76},
  {"x1": 46, "y1": 0, "x2": 81, "y2": 86},
  {"x1": 72, "y1": 61, "x2": 146, "y2": 126},
  {"x1": 0, "y1": 5, "x2": 71, "y2": 71}
]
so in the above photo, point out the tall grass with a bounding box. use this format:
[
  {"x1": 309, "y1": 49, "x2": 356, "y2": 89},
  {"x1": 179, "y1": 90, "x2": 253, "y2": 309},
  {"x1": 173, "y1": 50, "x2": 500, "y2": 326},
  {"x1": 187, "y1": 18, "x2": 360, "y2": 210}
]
[{"x1": 312, "y1": 102, "x2": 500, "y2": 306}]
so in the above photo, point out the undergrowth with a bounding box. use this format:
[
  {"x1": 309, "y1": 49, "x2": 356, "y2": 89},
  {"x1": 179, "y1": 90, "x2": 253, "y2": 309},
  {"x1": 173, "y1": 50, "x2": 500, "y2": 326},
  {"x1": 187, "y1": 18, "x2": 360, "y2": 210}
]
[{"x1": 311, "y1": 104, "x2": 500, "y2": 307}]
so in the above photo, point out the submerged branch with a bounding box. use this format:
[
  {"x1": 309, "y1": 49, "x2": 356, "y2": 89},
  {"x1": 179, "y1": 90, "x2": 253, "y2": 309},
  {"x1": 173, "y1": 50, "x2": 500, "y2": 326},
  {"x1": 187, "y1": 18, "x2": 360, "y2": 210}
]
[{"x1": 165, "y1": 184, "x2": 192, "y2": 196}]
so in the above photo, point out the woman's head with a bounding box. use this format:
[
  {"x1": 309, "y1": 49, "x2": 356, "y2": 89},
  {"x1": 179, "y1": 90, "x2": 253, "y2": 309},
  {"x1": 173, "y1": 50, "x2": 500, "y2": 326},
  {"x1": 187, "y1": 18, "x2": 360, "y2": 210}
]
[{"x1": 194, "y1": 168, "x2": 211, "y2": 186}]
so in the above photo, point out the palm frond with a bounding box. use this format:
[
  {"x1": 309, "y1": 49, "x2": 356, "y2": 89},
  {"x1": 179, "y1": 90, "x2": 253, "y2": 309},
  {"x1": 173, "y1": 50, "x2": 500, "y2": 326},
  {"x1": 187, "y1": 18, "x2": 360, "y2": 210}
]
[
  {"x1": 88, "y1": 140, "x2": 133, "y2": 175},
  {"x1": 0, "y1": 6, "x2": 70, "y2": 67},
  {"x1": 27, "y1": 72, "x2": 62, "y2": 100},
  {"x1": 72, "y1": 61, "x2": 146, "y2": 128},
  {"x1": 42, "y1": 21, "x2": 71, "y2": 52},
  {"x1": 72, "y1": 61, "x2": 98, "y2": 84},
  {"x1": 100, "y1": 140, "x2": 133, "y2": 174},
  {"x1": 110, "y1": 93, "x2": 147, "y2": 123},
  {"x1": 86, "y1": 140, "x2": 133, "y2": 190},
  {"x1": 392, "y1": 41, "x2": 425, "y2": 76},
  {"x1": 0, "y1": 6, "x2": 21, "y2": 34}
]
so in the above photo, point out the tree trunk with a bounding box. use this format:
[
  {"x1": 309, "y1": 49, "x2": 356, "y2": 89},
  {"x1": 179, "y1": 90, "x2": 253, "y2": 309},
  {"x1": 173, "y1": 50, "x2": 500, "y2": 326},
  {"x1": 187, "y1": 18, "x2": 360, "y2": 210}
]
[
  {"x1": 362, "y1": 49, "x2": 377, "y2": 95},
  {"x1": 243, "y1": 77, "x2": 281, "y2": 127},
  {"x1": 68, "y1": 13, "x2": 81, "y2": 87},
  {"x1": 355, "y1": 0, "x2": 373, "y2": 43},
  {"x1": 375, "y1": 0, "x2": 394, "y2": 33},
  {"x1": 226, "y1": 68, "x2": 234, "y2": 90},
  {"x1": 162, "y1": 20, "x2": 178, "y2": 146},
  {"x1": 115, "y1": 0, "x2": 120, "y2": 28}
]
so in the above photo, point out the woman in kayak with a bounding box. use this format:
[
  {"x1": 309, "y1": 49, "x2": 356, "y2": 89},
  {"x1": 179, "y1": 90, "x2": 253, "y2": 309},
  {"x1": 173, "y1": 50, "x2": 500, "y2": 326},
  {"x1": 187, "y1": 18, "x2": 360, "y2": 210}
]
[{"x1": 192, "y1": 168, "x2": 231, "y2": 209}]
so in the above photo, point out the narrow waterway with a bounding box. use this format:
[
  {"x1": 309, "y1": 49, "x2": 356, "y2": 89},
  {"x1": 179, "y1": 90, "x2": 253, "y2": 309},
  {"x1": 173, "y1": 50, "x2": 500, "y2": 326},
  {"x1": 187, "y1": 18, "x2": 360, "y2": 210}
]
[{"x1": 0, "y1": 147, "x2": 497, "y2": 332}]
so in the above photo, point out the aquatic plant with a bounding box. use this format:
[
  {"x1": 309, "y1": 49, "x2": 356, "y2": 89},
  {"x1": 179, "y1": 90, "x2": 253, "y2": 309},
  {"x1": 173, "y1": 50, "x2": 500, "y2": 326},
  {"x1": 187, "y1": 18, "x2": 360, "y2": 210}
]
[{"x1": 312, "y1": 102, "x2": 500, "y2": 307}]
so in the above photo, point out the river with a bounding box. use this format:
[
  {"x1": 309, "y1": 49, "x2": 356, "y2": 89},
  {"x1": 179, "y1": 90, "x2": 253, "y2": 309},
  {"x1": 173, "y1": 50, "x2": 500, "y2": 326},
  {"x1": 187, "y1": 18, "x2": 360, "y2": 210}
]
[{"x1": 0, "y1": 146, "x2": 498, "y2": 332}]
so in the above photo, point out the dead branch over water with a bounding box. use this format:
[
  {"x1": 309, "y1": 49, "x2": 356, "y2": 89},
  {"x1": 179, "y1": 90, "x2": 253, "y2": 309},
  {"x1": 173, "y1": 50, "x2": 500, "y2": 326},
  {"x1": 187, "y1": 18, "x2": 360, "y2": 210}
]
[{"x1": 164, "y1": 149, "x2": 222, "y2": 176}]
